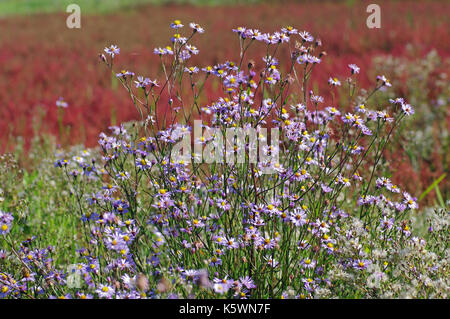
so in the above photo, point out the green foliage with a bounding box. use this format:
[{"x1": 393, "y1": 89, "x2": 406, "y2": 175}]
[{"x1": 0, "y1": 0, "x2": 263, "y2": 16}]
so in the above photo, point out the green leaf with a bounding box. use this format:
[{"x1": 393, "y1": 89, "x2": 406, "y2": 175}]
[
  {"x1": 434, "y1": 184, "x2": 445, "y2": 208},
  {"x1": 418, "y1": 173, "x2": 446, "y2": 202}
]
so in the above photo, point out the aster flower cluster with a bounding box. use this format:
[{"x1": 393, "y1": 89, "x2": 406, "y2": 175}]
[{"x1": 1, "y1": 21, "x2": 447, "y2": 300}]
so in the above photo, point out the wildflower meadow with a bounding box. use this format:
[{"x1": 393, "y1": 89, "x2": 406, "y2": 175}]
[{"x1": 0, "y1": 0, "x2": 448, "y2": 303}]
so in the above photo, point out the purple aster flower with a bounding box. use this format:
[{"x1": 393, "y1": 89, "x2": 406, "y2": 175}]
[
  {"x1": 301, "y1": 258, "x2": 317, "y2": 269},
  {"x1": 213, "y1": 282, "x2": 229, "y2": 294},
  {"x1": 380, "y1": 216, "x2": 394, "y2": 231},
  {"x1": 224, "y1": 237, "x2": 239, "y2": 249},
  {"x1": 0, "y1": 210, "x2": 13, "y2": 235},
  {"x1": 188, "y1": 218, "x2": 205, "y2": 228},
  {"x1": 348, "y1": 64, "x2": 360, "y2": 74},
  {"x1": 264, "y1": 256, "x2": 279, "y2": 268},
  {"x1": 136, "y1": 157, "x2": 152, "y2": 170},
  {"x1": 184, "y1": 66, "x2": 199, "y2": 74},
  {"x1": 376, "y1": 75, "x2": 392, "y2": 87},
  {"x1": 281, "y1": 26, "x2": 298, "y2": 35},
  {"x1": 116, "y1": 70, "x2": 135, "y2": 79},
  {"x1": 389, "y1": 97, "x2": 405, "y2": 105},
  {"x1": 179, "y1": 50, "x2": 191, "y2": 61},
  {"x1": 353, "y1": 259, "x2": 371, "y2": 270},
  {"x1": 299, "y1": 31, "x2": 314, "y2": 42},
  {"x1": 326, "y1": 106, "x2": 340, "y2": 116},
  {"x1": 209, "y1": 256, "x2": 222, "y2": 267},
  {"x1": 76, "y1": 292, "x2": 94, "y2": 299},
  {"x1": 403, "y1": 192, "x2": 418, "y2": 209},
  {"x1": 115, "y1": 171, "x2": 130, "y2": 181},
  {"x1": 387, "y1": 183, "x2": 401, "y2": 193},
  {"x1": 232, "y1": 26, "x2": 247, "y2": 38},
  {"x1": 376, "y1": 177, "x2": 392, "y2": 189},
  {"x1": 134, "y1": 76, "x2": 151, "y2": 89},
  {"x1": 189, "y1": 22, "x2": 204, "y2": 33},
  {"x1": 321, "y1": 183, "x2": 333, "y2": 193},
  {"x1": 297, "y1": 54, "x2": 308, "y2": 64},
  {"x1": 394, "y1": 202, "x2": 407, "y2": 212},
  {"x1": 56, "y1": 97, "x2": 68, "y2": 108},
  {"x1": 302, "y1": 278, "x2": 316, "y2": 292},
  {"x1": 217, "y1": 199, "x2": 231, "y2": 211},
  {"x1": 246, "y1": 29, "x2": 265, "y2": 41},
  {"x1": 290, "y1": 209, "x2": 307, "y2": 226},
  {"x1": 154, "y1": 46, "x2": 173, "y2": 55},
  {"x1": 306, "y1": 54, "x2": 321, "y2": 64},
  {"x1": 96, "y1": 284, "x2": 115, "y2": 298},
  {"x1": 310, "y1": 93, "x2": 324, "y2": 104},
  {"x1": 104, "y1": 45, "x2": 120, "y2": 58},
  {"x1": 239, "y1": 276, "x2": 256, "y2": 289},
  {"x1": 401, "y1": 103, "x2": 415, "y2": 116},
  {"x1": 377, "y1": 111, "x2": 394, "y2": 122},
  {"x1": 257, "y1": 237, "x2": 276, "y2": 249},
  {"x1": 170, "y1": 19, "x2": 183, "y2": 29},
  {"x1": 185, "y1": 44, "x2": 199, "y2": 55},
  {"x1": 104, "y1": 232, "x2": 127, "y2": 252},
  {"x1": 328, "y1": 77, "x2": 341, "y2": 86}
]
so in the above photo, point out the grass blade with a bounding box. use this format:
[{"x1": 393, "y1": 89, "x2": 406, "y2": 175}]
[{"x1": 418, "y1": 173, "x2": 446, "y2": 202}]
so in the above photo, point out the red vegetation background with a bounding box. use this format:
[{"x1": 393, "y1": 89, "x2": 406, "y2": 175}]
[{"x1": 1, "y1": 1, "x2": 448, "y2": 147}]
